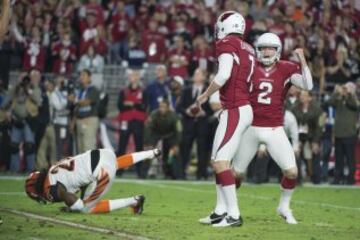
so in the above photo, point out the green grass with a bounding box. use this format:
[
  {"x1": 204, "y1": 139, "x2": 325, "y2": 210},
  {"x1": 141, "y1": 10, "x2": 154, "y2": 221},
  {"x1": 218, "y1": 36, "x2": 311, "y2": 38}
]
[{"x1": 0, "y1": 177, "x2": 360, "y2": 240}]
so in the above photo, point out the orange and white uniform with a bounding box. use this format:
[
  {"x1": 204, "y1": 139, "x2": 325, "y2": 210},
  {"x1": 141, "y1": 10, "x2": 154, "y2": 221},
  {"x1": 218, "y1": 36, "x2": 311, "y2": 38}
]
[{"x1": 43, "y1": 149, "x2": 117, "y2": 212}]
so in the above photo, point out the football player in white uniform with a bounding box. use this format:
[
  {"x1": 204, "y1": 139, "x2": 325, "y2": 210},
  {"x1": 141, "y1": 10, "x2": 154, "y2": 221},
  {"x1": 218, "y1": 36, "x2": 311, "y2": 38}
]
[{"x1": 25, "y1": 148, "x2": 160, "y2": 214}]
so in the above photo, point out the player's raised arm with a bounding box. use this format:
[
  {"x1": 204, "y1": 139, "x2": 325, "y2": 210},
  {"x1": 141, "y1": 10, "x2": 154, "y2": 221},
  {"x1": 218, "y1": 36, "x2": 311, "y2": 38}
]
[
  {"x1": 290, "y1": 48, "x2": 313, "y2": 91},
  {"x1": 196, "y1": 53, "x2": 234, "y2": 106},
  {"x1": 0, "y1": 0, "x2": 10, "y2": 42}
]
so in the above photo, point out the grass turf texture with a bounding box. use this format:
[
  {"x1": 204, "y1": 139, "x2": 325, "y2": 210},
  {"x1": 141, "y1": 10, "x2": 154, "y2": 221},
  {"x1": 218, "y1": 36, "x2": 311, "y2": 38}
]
[{"x1": 0, "y1": 177, "x2": 359, "y2": 240}]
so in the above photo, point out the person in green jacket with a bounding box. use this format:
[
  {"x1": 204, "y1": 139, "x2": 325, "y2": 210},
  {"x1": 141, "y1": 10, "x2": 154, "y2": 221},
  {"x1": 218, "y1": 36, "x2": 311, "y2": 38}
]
[
  {"x1": 291, "y1": 90, "x2": 323, "y2": 184},
  {"x1": 146, "y1": 99, "x2": 182, "y2": 179},
  {"x1": 328, "y1": 82, "x2": 359, "y2": 185}
]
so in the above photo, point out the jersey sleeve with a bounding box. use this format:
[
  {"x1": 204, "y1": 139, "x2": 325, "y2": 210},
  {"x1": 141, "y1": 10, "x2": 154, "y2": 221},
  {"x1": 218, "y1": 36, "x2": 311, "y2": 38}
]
[{"x1": 288, "y1": 61, "x2": 301, "y2": 76}]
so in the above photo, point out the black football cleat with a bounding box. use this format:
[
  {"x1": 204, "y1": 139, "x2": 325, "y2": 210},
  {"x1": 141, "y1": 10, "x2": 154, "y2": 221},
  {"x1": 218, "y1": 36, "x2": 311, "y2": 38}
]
[
  {"x1": 212, "y1": 215, "x2": 243, "y2": 227},
  {"x1": 131, "y1": 195, "x2": 145, "y2": 215},
  {"x1": 199, "y1": 212, "x2": 227, "y2": 225}
]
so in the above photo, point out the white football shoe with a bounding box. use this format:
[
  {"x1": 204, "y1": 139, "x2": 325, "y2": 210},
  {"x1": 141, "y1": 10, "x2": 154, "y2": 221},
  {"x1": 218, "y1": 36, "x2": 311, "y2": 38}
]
[{"x1": 277, "y1": 207, "x2": 298, "y2": 224}]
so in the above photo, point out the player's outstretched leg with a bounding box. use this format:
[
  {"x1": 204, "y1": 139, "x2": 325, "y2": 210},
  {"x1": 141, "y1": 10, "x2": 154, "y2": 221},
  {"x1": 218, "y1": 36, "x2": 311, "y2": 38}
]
[
  {"x1": 277, "y1": 168, "x2": 298, "y2": 224},
  {"x1": 117, "y1": 149, "x2": 161, "y2": 169},
  {"x1": 89, "y1": 195, "x2": 145, "y2": 214}
]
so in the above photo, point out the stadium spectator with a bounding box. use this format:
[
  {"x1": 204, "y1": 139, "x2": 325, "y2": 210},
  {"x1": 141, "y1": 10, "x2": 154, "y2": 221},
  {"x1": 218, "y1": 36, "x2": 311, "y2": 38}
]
[
  {"x1": 291, "y1": 91, "x2": 322, "y2": 184},
  {"x1": 51, "y1": 32, "x2": 77, "y2": 75},
  {"x1": 167, "y1": 35, "x2": 191, "y2": 79},
  {"x1": 68, "y1": 69, "x2": 99, "y2": 154},
  {"x1": 124, "y1": 31, "x2": 147, "y2": 69},
  {"x1": 117, "y1": 69, "x2": 147, "y2": 178},
  {"x1": 79, "y1": 11, "x2": 102, "y2": 56},
  {"x1": 78, "y1": 45, "x2": 105, "y2": 74},
  {"x1": 2, "y1": 74, "x2": 40, "y2": 173},
  {"x1": 29, "y1": 69, "x2": 45, "y2": 152},
  {"x1": 36, "y1": 79, "x2": 56, "y2": 170},
  {"x1": 49, "y1": 75, "x2": 72, "y2": 159},
  {"x1": 179, "y1": 68, "x2": 212, "y2": 180},
  {"x1": 145, "y1": 64, "x2": 170, "y2": 112},
  {"x1": 0, "y1": 79, "x2": 10, "y2": 171},
  {"x1": 319, "y1": 98, "x2": 335, "y2": 182},
  {"x1": 190, "y1": 36, "x2": 215, "y2": 75},
  {"x1": 328, "y1": 83, "x2": 359, "y2": 185},
  {"x1": 146, "y1": 99, "x2": 181, "y2": 179},
  {"x1": 11, "y1": 25, "x2": 46, "y2": 71},
  {"x1": 107, "y1": 1, "x2": 131, "y2": 63},
  {"x1": 141, "y1": 18, "x2": 166, "y2": 63},
  {"x1": 169, "y1": 75, "x2": 184, "y2": 111}
]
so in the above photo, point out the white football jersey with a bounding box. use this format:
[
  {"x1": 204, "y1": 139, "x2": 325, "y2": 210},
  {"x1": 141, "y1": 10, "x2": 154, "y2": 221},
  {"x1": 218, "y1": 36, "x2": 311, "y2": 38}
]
[{"x1": 47, "y1": 150, "x2": 97, "y2": 194}]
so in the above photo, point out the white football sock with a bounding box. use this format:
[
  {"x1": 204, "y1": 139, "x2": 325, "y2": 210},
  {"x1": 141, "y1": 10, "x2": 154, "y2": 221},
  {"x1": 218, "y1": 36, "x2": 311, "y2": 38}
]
[
  {"x1": 222, "y1": 184, "x2": 240, "y2": 219},
  {"x1": 279, "y1": 187, "x2": 294, "y2": 210},
  {"x1": 132, "y1": 150, "x2": 155, "y2": 164},
  {"x1": 214, "y1": 184, "x2": 227, "y2": 215},
  {"x1": 109, "y1": 197, "x2": 137, "y2": 211}
]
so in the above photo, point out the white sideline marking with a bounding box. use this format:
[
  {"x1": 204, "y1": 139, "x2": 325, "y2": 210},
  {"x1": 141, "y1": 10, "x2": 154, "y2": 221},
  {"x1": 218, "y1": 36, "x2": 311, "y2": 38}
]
[
  {"x1": 127, "y1": 181, "x2": 360, "y2": 212},
  {"x1": 0, "y1": 208, "x2": 150, "y2": 240},
  {"x1": 0, "y1": 192, "x2": 25, "y2": 195},
  {"x1": 1, "y1": 175, "x2": 359, "y2": 189}
]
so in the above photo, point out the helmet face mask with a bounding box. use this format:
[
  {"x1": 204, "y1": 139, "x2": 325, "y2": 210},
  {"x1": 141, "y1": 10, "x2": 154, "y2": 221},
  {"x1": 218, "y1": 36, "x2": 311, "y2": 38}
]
[
  {"x1": 255, "y1": 33, "x2": 282, "y2": 66},
  {"x1": 215, "y1": 11, "x2": 246, "y2": 40}
]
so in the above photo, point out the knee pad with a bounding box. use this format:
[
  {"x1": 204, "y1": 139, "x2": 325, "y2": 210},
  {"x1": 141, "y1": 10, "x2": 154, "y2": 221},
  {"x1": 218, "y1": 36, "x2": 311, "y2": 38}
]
[
  {"x1": 24, "y1": 142, "x2": 35, "y2": 155},
  {"x1": 10, "y1": 143, "x2": 19, "y2": 154}
]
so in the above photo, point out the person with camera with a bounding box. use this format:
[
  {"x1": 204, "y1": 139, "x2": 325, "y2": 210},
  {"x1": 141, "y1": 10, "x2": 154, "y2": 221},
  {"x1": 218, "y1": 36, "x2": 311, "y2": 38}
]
[
  {"x1": 1, "y1": 73, "x2": 41, "y2": 172},
  {"x1": 49, "y1": 76, "x2": 72, "y2": 159},
  {"x1": 328, "y1": 83, "x2": 359, "y2": 185}
]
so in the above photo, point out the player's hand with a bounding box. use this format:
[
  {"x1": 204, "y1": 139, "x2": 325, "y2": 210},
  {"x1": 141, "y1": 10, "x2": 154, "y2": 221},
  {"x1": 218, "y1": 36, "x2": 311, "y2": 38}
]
[
  {"x1": 67, "y1": 94, "x2": 76, "y2": 102},
  {"x1": 293, "y1": 48, "x2": 306, "y2": 64},
  {"x1": 195, "y1": 93, "x2": 208, "y2": 107},
  {"x1": 311, "y1": 142, "x2": 320, "y2": 154}
]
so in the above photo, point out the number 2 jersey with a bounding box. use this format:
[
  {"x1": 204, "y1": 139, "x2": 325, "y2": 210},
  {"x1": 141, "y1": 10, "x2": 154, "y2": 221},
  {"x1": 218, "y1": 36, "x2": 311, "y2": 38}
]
[
  {"x1": 43, "y1": 150, "x2": 101, "y2": 202},
  {"x1": 250, "y1": 60, "x2": 301, "y2": 127}
]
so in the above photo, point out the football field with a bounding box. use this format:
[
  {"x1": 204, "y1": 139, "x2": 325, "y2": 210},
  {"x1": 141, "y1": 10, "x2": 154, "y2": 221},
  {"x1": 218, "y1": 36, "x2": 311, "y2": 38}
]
[{"x1": 0, "y1": 176, "x2": 359, "y2": 240}]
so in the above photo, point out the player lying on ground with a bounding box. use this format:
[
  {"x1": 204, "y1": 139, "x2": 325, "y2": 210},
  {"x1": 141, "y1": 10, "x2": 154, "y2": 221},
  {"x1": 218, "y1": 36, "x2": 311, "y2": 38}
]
[
  {"x1": 231, "y1": 33, "x2": 313, "y2": 224},
  {"x1": 25, "y1": 148, "x2": 161, "y2": 214}
]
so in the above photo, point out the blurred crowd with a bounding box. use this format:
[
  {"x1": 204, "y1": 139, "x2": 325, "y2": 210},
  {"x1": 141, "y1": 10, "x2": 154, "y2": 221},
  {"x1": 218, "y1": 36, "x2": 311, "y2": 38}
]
[{"x1": 0, "y1": 0, "x2": 359, "y2": 184}]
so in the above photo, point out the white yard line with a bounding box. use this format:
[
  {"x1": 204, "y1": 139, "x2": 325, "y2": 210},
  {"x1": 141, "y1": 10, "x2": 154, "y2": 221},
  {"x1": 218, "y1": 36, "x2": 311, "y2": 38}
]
[
  {"x1": 0, "y1": 192, "x2": 25, "y2": 195},
  {"x1": 0, "y1": 208, "x2": 150, "y2": 240},
  {"x1": 1, "y1": 175, "x2": 359, "y2": 189}
]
